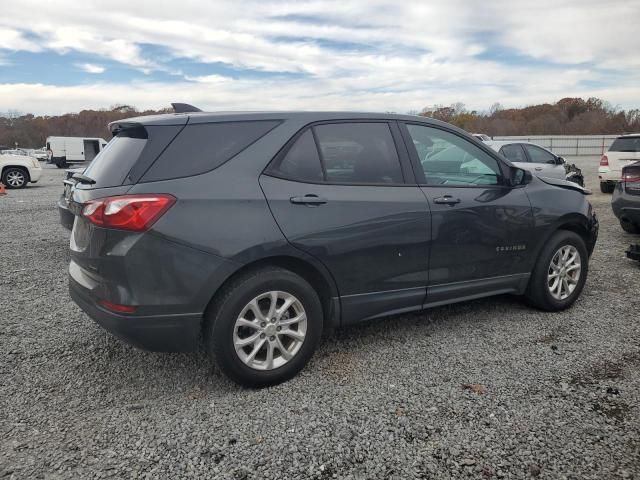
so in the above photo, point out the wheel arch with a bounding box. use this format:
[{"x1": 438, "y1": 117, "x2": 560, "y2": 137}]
[
  {"x1": 202, "y1": 254, "x2": 341, "y2": 333},
  {"x1": 532, "y1": 213, "x2": 593, "y2": 263},
  {"x1": 1, "y1": 165, "x2": 31, "y2": 183}
]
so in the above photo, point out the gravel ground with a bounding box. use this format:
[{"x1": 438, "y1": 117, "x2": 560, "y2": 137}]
[{"x1": 1, "y1": 158, "x2": 639, "y2": 479}]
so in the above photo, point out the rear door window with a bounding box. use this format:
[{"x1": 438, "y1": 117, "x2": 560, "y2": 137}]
[
  {"x1": 499, "y1": 144, "x2": 528, "y2": 163},
  {"x1": 313, "y1": 123, "x2": 403, "y2": 184},
  {"x1": 142, "y1": 120, "x2": 281, "y2": 182},
  {"x1": 610, "y1": 137, "x2": 640, "y2": 152}
]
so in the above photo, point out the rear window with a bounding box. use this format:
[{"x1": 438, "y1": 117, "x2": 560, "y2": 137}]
[
  {"x1": 141, "y1": 120, "x2": 281, "y2": 182},
  {"x1": 610, "y1": 137, "x2": 640, "y2": 152},
  {"x1": 81, "y1": 130, "x2": 146, "y2": 188}
]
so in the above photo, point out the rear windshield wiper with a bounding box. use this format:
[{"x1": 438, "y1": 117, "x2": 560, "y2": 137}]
[{"x1": 72, "y1": 173, "x2": 96, "y2": 185}]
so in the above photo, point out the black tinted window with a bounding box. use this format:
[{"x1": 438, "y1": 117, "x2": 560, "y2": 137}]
[
  {"x1": 610, "y1": 137, "x2": 640, "y2": 152},
  {"x1": 270, "y1": 130, "x2": 323, "y2": 182},
  {"x1": 313, "y1": 123, "x2": 403, "y2": 184},
  {"x1": 143, "y1": 120, "x2": 280, "y2": 182},
  {"x1": 82, "y1": 131, "x2": 146, "y2": 188},
  {"x1": 405, "y1": 124, "x2": 501, "y2": 186},
  {"x1": 523, "y1": 144, "x2": 555, "y2": 164},
  {"x1": 500, "y1": 144, "x2": 527, "y2": 162}
]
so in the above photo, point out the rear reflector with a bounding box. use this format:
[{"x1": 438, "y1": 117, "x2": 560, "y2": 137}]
[
  {"x1": 98, "y1": 299, "x2": 137, "y2": 314},
  {"x1": 82, "y1": 194, "x2": 176, "y2": 232},
  {"x1": 600, "y1": 155, "x2": 609, "y2": 166}
]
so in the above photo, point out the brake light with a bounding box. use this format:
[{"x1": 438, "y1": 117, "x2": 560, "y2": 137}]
[
  {"x1": 82, "y1": 194, "x2": 176, "y2": 231},
  {"x1": 622, "y1": 172, "x2": 640, "y2": 183},
  {"x1": 98, "y1": 299, "x2": 136, "y2": 314},
  {"x1": 600, "y1": 155, "x2": 609, "y2": 166}
]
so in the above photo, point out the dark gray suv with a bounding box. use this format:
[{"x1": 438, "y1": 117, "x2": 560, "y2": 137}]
[{"x1": 67, "y1": 110, "x2": 598, "y2": 387}]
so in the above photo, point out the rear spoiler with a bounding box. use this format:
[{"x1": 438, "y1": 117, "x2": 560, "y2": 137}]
[{"x1": 172, "y1": 103, "x2": 202, "y2": 113}]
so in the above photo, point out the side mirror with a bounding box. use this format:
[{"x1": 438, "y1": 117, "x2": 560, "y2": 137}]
[
  {"x1": 510, "y1": 167, "x2": 532, "y2": 186},
  {"x1": 556, "y1": 156, "x2": 566, "y2": 165}
]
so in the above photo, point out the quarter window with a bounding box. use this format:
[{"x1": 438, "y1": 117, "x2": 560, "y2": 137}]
[
  {"x1": 405, "y1": 124, "x2": 502, "y2": 186},
  {"x1": 313, "y1": 123, "x2": 404, "y2": 184},
  {"x1": 270, "y1": 130, "x2": 324, "y2": 183}
]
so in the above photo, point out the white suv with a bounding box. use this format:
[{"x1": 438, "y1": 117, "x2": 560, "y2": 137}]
[
  {"x1": 599, "y1": 134, "x2": 640, "y2": 193},
  {"x1": 0, "y1": 153, "x2": 43, "y2": 188}
]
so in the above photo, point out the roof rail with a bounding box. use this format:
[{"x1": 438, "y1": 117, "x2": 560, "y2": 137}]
[{"x1": 171, "y1": 103, "x2": 203, "y2": 113}]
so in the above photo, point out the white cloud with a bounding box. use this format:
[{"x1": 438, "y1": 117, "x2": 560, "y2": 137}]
[
  {"x1": 0, "y1": 27, "x2": 41, "y2": 52},
  {"x1": 0, "y1": 0, "x2": 638, "y2": 113},
  {"x1": 76, "y1": 63, "x2": 105, "y2": 74}
]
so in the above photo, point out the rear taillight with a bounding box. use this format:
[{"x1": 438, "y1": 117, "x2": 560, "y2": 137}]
[
  {"x1": 600, "y1": 155, "x2": 609, "y2": 166},
  {"x1": 82, "y1": 194, "x2": 176, "y2": 232}
]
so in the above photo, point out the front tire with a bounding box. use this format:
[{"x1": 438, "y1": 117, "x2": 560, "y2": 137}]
[
  {"x1": 525, "y1": 230, "x2": 588, "y2": 311},
  {"x1": 2, "y1": 167, "x2": 28, "y2": 189},
  {"x1": 204, "y1": 267, "x2": 323, "y2": 387}
]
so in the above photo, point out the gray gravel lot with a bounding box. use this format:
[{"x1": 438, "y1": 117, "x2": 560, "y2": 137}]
[{"x1": 1, "y1": 157, "x2": 639, "y2": 479}]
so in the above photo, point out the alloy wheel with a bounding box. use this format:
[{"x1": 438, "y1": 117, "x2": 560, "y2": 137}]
[
  {"x1": 547, "y1": 245, "x2": 581, "y2": 300},
  {"x1": 233, "y1": 291, "x2": 307, "y2": 370},
  {"x1": 6, "y1": 170, "x2": 26, "y2": 187}
]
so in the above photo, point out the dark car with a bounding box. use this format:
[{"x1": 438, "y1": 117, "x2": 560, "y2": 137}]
[
  {"x1": 612, "y1": 161, "x2": 640, "y2": 233},
  {"x1": 66, "y1": 110, "x2": 598, "y2": 387},
  {"x1": 58, "y1": 167, "x2": 85, "y2": 230}
]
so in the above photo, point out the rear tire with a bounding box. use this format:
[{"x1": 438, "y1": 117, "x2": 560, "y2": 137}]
[
  {"x1": 600, "y1": 182, "x2": 614, "y2": 194},
  {"x1": 620, "y1": 218, "x2": 640, "y2": 234},
  {"x1": 204, "y1": 267, "x2": 323, "y2": 387},
  {"x1": 2, "y1": 167, "x2": 28, "y2": 189},
  {"x1": 54, "y1": 157, "x2": 67, "y2": 168},
  {"x1": 525, "y1": 230, "x2": 588, "y2": 311}
]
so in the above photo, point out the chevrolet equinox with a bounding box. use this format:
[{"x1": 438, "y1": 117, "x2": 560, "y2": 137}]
[{"x1": 66, "y1": 109, "x2": 598, "y2": 387}]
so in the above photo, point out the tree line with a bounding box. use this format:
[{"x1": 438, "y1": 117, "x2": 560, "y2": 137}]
[
  {"x1": 1, "y1": 98, "x2": 639, "y2": 149},
  {"x1": 418, "y1": 97, "x2": 640, "y2": 137}
]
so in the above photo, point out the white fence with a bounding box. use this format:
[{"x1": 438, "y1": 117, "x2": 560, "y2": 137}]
[{"x1": 492, "y1": 135, "x2": 618, "y2": 156}]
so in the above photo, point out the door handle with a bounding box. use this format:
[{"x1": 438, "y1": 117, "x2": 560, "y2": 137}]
[
  {"x1": 433, "y1": 195, "x2": 461, "y2": 205},
  {"x1": 290, "y1": 194, "x2": 328, "y2": 205},
  {"x1": 534, "y1": 167, "x2": 543, "y2": 171}
]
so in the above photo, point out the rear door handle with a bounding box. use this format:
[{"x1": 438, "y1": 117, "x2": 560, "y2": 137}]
[
  {"x1": 290, "y1": 194, "x2": 328, "y2": 205},
  {"x1": 433, "y1": 195, "x2": 461, "y2": 205}
]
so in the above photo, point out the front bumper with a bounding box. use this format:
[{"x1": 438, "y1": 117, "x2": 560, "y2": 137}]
[
  {"x1": 29, "y1": 167, "x2": 43, "y2": 183},
  {"x1": 587, "y1": 211, "x2": 599, "y2": 257},
  {"x1": 70, "y1": 269, "x2": 201, "y2": 352}
]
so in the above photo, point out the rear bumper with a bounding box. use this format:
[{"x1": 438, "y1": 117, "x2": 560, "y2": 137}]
[
  {"x1": 598, "y1": 167, "x2": 618, "y2": 183},
  {"x1": 70, "y1": 272, "x2": 201, "y2": 352},
  {"x1": 612, "y1": 188, "x2": 640, "y2": 223},
  {"x1": 58, "y1": 196, "x2": 74, "y2": 230}
]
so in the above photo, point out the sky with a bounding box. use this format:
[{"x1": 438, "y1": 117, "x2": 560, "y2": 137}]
[{"x1": 0, "y1": 0, "x2": 639, "y2": 115}]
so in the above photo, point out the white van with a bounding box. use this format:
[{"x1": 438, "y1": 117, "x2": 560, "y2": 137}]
[{"x1": 46, "y1": 136, "x2": 108, "y2": 168}]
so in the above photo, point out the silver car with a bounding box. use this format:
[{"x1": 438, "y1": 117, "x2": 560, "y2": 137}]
[{"x1": 485, "y1": 141, "x2": 566, "y2": 180}]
